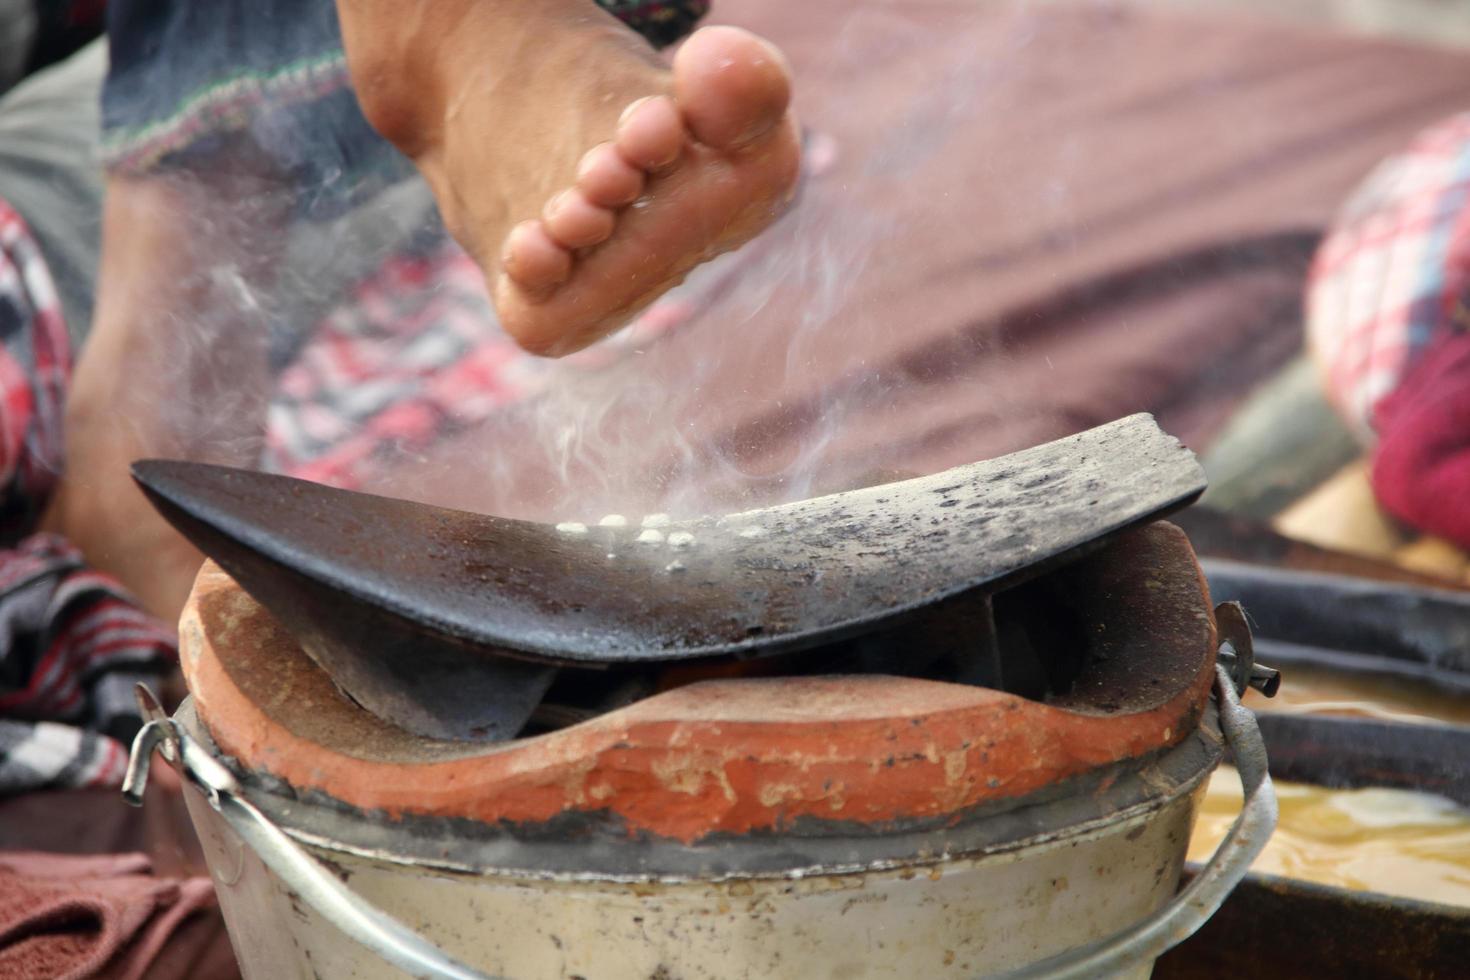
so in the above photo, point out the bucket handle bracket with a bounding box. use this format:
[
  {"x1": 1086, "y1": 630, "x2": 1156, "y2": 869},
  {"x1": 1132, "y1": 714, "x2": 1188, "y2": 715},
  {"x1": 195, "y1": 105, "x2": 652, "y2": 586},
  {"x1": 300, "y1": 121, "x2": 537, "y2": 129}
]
[
  {"x1": 1215, "y1": 600, "x2": 1281, "y2": 698},
  {"x1": 122, "y1": 685, "x2": 497, "y2": 980}
]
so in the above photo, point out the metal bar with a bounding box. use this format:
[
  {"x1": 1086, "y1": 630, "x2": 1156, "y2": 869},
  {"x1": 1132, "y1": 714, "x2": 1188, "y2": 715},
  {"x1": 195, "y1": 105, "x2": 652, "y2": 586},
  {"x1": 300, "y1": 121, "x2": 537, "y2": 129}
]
[
  {"x1": 1175, "y1": 507, "x2": 1462, "y2": 591},
  {"x1": 1202, "y1": 558, "x2": 1470, "y2": 676},
  {"x1": 1255, "y1": 713, "x2": 1470, "y2": 808},
  {"x1": 1155, "y1": 869, "x2": 1470, "y2": 980}
]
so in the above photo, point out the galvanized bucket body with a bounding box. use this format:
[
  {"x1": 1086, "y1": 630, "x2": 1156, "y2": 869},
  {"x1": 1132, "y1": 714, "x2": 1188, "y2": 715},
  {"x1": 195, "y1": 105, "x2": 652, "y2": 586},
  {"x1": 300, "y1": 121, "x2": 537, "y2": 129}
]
[{"x1": 178, "y1": 699, "x2": 1209, "y2": 980}]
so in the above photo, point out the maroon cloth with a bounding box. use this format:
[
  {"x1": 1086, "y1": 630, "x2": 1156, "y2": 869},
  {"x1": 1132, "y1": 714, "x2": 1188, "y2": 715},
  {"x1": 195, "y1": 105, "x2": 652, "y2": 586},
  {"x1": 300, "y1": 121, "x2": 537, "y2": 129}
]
[
  {"x1": 1371, "y1": 330, "x2": 1470, "y2": 548},
  {"x1": 0, "y1": 851, "x2": 220, "y2": 980},
  {"x1": 697, "y1": 0, "x2": 1470, "y2": 476},
  {"x1": 383, "y1": 1, "x2": 1470, "y2": 520},
  {"x1": 0, "y1": 767, "x2": 239, "y2": 980}
]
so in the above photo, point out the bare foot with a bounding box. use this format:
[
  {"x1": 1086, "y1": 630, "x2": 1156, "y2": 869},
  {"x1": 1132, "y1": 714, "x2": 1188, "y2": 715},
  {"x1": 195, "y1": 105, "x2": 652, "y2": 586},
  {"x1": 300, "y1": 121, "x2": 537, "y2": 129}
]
[
  {"x1": 339, "y1": 7, "x2": 800, "y2": 355},
  {"x1": 493, "y1": 27, "x2": 800, "y2": 354}
]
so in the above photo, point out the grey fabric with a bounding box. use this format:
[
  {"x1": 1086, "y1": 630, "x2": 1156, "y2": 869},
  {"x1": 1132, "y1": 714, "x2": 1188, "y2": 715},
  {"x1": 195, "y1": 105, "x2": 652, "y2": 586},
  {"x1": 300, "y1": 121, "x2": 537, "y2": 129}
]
[
  {"x1": 0, "y1": 40, "x2": 105, "y2": 344},
  {"x1": 270, "y1": 177, "x2": 441, "y2": 369}
]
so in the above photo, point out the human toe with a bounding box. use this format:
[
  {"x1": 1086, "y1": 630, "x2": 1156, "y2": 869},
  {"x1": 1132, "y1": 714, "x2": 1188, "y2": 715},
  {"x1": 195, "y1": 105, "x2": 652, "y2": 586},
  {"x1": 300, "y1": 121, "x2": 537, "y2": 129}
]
[
  {"x1": 542, "y1": 190, "x2": 616, "y2": 249},
  {"x1": 501, "y1": 220, "x2": 571, "y2": 292},
  {"x1": 615, "y1": 95, "x2": 684, "y2": 171},
  {"x1": 673, "y1": 26, "x2": 791, "y2": 150},
  {"x1": 576, "y1": 142, "x2": 646, "y2": 208}
]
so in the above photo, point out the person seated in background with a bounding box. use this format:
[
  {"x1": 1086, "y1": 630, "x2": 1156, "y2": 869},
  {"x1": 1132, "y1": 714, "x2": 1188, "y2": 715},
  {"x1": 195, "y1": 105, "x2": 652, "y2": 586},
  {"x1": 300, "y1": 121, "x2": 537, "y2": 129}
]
[{"x1": 1307, "y1": 112, "x2": 1470, "y2": 554}]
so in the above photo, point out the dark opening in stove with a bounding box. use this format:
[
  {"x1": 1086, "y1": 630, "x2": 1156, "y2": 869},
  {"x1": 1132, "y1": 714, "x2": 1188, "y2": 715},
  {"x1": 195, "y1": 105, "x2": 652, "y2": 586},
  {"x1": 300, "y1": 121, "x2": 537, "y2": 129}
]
[{"x1": 521, "y1": 522, "x2": 1210, "y2": 736}]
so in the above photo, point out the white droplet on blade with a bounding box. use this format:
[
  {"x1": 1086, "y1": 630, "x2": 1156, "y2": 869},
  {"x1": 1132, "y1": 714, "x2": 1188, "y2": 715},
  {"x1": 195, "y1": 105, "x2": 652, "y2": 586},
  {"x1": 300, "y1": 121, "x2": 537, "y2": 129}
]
[
  {"x1": 667, "y1": 531, "x2": 695, "y2": 550},
  {"x1": 598, "y1": 514, "x2": 628, "y2": 528},
  {"x1": 737, "y1": 526, "x2": 766, "y2": 539},
  {"x1": 641, "y1": 513, "x2": 671, "y2": 528},
  {"x1": 665, "y1": 560, "x2": 686, "y2": 573},
  {"x1": 556, "y1": 522, "x2": 588, "y2": 535},
  {"x1": 636, "y1": 529, "x2": 665, "y2": 545}
]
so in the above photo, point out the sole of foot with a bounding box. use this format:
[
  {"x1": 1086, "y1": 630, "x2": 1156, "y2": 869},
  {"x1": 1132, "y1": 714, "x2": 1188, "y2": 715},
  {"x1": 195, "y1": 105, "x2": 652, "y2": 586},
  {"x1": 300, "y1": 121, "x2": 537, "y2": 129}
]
[{"x1": 493, "y1": 25, "x2": 801, "y2": 356}]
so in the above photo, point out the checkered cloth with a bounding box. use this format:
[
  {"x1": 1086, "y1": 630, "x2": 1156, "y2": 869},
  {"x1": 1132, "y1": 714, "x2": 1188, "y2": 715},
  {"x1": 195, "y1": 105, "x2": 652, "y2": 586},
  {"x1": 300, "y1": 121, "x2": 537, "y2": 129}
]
[
  {"x1": 264, "y1": 235, "x2": 547, "y2": 488},
  {"x1": 1306, "y1": 112, "x2": 1470, "y2": 440},
  {"x1": 0, "y1": 200, "x2": 177, "y2": 795},
  {"x1": 263, "y1": 229, "x2": 722, "y2": 489}
]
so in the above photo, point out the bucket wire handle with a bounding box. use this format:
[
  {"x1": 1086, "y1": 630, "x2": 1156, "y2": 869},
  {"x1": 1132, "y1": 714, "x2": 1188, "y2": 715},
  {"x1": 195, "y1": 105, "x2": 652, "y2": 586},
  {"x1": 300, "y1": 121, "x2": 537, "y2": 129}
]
[
  {"x1": 992, "y1": 662, "x2": 1279, "y2": 979},
  {"x1": 123, "y1": 687, "x2": 499, "y2": 980}
]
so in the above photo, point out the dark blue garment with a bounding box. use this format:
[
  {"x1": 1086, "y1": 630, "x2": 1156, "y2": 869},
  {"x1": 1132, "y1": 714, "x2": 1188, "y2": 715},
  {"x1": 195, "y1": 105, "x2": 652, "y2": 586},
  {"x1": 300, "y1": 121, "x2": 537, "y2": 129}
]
[
  {"x1": 102, "y1": 0, "x2": 401, "y2": 216},
  {"x1": 100, "y1": 0, "x2": 708, "y2": 218}
]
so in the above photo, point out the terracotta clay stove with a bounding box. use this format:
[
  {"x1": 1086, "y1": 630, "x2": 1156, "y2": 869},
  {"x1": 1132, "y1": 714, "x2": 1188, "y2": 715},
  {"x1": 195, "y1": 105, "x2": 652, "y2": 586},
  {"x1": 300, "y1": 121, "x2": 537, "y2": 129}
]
[
  {"x1": 125, "y1": 414, "x2": 1277, "y2": 979},
  {"x1": 180, "y1": 516, "x2": 1215, "y2": 839}
]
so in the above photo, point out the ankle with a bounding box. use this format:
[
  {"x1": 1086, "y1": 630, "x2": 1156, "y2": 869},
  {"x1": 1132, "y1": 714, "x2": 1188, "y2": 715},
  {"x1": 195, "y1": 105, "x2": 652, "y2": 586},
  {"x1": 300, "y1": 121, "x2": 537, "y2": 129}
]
[{"x1": 340, "y1": 1, "x2": 661, "y2": 160}]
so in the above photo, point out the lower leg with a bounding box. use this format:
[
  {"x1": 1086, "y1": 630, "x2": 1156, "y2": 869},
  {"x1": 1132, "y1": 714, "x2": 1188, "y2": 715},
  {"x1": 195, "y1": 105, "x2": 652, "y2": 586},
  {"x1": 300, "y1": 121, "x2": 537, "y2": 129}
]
[{"x1": 45, "y1": 173, "x2": 287, "y2": 622}]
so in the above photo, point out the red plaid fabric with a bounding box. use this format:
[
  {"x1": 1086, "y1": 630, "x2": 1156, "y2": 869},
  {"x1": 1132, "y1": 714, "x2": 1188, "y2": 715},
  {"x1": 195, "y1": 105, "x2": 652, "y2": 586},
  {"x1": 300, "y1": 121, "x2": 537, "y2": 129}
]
[
  {"x1": 263, "y1": 233, "x2": 715, "y2": 490},
  {"x1": 0, "y1": 199, "x2": 177, "y2": 795},
  {"x1": 0, "y1": 199, "x2": 68, "y2": 534},
  {"x1": 1307, "y1": 112, "x2": 1470, "y2": 439},
  {"x1": 263, "y1": 237, "x2": 544, "y2": 488}
]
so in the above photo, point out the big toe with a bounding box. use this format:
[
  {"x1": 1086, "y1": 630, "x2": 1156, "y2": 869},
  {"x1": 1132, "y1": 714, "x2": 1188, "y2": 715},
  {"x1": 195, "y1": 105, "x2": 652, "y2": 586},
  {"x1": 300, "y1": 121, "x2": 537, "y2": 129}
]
[{"x1": 673, "y1": 26, "x2": 792, "y2": 150}]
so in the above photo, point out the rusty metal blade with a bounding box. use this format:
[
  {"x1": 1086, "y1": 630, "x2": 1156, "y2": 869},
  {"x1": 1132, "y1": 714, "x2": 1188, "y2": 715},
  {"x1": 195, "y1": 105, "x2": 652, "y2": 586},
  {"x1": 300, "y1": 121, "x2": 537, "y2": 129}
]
[
  {"x1": 138, "y1": 473, "x2": 556, "y2": 742},
  {"x1": 133, "y1": 413, "x2": 1203, "y2": 739}
]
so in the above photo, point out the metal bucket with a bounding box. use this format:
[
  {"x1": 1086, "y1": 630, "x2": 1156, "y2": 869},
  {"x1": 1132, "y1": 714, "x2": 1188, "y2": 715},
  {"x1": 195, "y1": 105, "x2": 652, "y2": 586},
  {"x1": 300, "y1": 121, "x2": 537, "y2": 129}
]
[
  {"x1": 127, "y1": 669, "x2": 1271, "y2": 980},
  {"x1": 125, "y1": 523, "x2": 1277, "y2": 979}
]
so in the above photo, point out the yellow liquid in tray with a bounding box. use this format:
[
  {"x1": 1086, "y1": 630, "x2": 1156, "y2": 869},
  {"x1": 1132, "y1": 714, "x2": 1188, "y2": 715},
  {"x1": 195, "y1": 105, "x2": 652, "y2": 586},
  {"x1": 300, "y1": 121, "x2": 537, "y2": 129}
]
[
  {"x1": 1188, "y1": 768, "x2": 1470, "y2": 906},
  {"x1": 1187, "y1": 663, "x2": 1470, "y2": 905}
]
